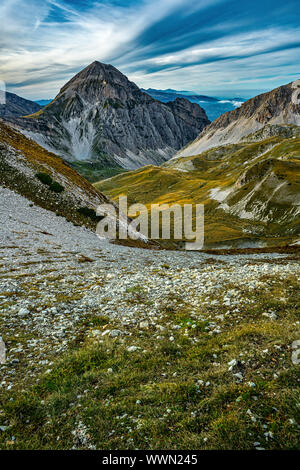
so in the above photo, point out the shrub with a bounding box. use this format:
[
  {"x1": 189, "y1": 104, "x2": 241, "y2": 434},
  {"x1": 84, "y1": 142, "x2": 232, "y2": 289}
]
[
  {"x1": 77, "y1": 206, "x2": 98, "y2": 221},
  {"x1": 49, "y1": 181, "x2": 64, "y2": 193},
  {"x1": 35, "y1": 172, "x2": 64, "y2": 193},
  {"x1": 36, "y1": 172, "x2": 53, "y2": 186}
]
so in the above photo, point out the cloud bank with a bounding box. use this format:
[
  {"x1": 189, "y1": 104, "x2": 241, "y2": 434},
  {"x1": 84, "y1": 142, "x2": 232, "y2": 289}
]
[{"x1": 0, "y1": 0, "x2": 299, "y2": 99}]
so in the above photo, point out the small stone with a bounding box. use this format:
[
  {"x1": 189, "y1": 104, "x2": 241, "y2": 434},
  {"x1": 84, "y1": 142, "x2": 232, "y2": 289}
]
[
  {"x1": 102, "y1": 330, "x2": 110, "y2": 336},
  {"x1": 109, "y1": 329, "x2": 122, "y2": 337},
  {"x1": 262, "y1": 312, "x2": 277, "y2": 320},
  {"x1": 233, "y1": 372, "x2": 243, "y2": 381},
  {"x1": 248, "y1": 382, "x2": 256, "y2": 388},
  {"x1": 228, "y1": 358, "x2": 237, "y2": 370},
  {"x1": 18, "y1": 308, "x2": 29, "y2": 317}
]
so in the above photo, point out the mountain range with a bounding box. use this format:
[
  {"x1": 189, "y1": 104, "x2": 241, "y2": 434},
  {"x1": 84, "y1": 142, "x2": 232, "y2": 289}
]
[
  {"x1": 142, "y1": 88, "x2": 245, "y2": 121},
  {"x1": 0, "y1": 63, "x2": 299, "y2": 248},
  {"x1": 174, "y1": 81, "x2": 300, "y2": 159},
  {"x1": 6, "y1": 61, "x2": 210, "y2": 173},
  {"x1": 34, "y1": 89, "x2": 246, "y2": 122}
]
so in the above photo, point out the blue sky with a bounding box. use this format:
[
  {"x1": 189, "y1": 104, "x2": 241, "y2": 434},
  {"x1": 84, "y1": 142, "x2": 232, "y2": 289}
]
[{"x1": 0, "y1": 0, "x2": 299, "y2": 99}]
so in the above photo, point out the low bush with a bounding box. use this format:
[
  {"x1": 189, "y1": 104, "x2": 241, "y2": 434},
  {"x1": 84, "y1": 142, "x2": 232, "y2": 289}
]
[
  {"x1": 77, "y1": 206, "x2": 98, "y2": 221},
  {"x1": 49, "y1": 181, "x2": 64, "y2": 193},
  {"x1": 35, "y1": 172, "x2": 64, "y2": 193},
  {"x1": 36, "y1": 172, "x2": 52, "y2": 186}
]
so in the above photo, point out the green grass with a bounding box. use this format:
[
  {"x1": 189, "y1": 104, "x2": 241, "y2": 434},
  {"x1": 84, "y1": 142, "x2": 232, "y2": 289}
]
[
  {"x1": 0, "y1": 274, "x2": 299, "y2": 450},
  {"x1": 70, "y1": 161, "x2": 127, "y2": 183}
]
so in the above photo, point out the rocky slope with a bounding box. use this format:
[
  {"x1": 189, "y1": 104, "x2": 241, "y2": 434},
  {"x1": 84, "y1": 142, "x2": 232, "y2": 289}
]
[
  {"x1": 7, "y1": 61, "x2": 210, "y2": 171},
  {"x1": 96, "y1": 124, "x2": 300, "y2": 248},
  {"x1": 173, "y1": 80, "x2": 300, "y2": 159},
  {"x1": 0, "y1": 91, "x2": 41, "y2": 118},
  {"x1": 0, "y1": 119, "x2": 118, "y2": 230}
]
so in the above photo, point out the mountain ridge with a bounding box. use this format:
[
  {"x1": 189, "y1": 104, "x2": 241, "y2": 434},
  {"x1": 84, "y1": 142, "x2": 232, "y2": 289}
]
[
  {"x1": 173, "y1": 80, "x2": 300, "y2": 159},
  {"x1": 0, "y1": 91, "x2": 42, "y2": 118},
  {"x1": 142, "y1": 88, "x2": 246, "y2": 121}
]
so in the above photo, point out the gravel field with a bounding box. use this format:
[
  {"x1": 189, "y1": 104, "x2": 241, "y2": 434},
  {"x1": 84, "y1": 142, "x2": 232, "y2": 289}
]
[{"x1": 1, "y1": 186, "x2": 299, "y2": 392}]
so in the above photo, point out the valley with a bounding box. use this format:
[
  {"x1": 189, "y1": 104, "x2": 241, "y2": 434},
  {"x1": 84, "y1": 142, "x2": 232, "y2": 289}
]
[
  {"x1": 0, "y1": 186, "x2": 299, "y2": 449},
  {"x1": 0, "y1": 62, "x2": 299, "y2": 451},
  {"x1": 95, "y1": 125, "x2": 300, "y2": 248}
]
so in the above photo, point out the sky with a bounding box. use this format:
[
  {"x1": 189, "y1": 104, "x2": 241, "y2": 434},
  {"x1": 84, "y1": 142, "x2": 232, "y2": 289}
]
[{"x1": 0, "y1": 0, "x2": 299, "y2": 100}]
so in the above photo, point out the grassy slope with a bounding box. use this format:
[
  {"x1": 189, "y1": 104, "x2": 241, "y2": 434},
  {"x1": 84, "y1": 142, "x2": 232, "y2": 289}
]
[
  {"x1": 95, "y1": 134, "x2": 300, "y2": 247},
  {"x1": 0, "y1": 272, "x2": 299, "y2": 449},
  {"x1": 0, "y1": 120, "x2": 101, "y2": 195},
  {"x1": 0, "y1": 120, "x2": 109, "y2": 228}
]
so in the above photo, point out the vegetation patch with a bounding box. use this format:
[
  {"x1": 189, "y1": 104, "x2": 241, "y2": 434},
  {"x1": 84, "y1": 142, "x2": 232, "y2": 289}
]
[
  {"x1": 0, "y1": 274, "x2": 299, "y2": 450},
  {"x1": 35, "y1": 172, "x2": 65, "y2": 193}
]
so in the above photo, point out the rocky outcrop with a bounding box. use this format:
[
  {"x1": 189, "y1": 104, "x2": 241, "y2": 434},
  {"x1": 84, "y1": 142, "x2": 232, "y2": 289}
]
[
  {"x1": 7, "y1": 61, "x2": 210, "y2": 170},
  {"x1": 0, "y1": 91, "x2": 41, "y2": 118},
  {"x1": 173, "y1": 80, "x2": 300, "y2": 159}
]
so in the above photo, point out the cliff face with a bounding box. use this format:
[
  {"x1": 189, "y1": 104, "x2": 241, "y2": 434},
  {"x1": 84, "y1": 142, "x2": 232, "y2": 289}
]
[
  {"x1": 173, "y1": 80, "x2": 300, "y2": 159},
  {"x1": 8, "y1": 61, "x2": 210, "y2": 170}
]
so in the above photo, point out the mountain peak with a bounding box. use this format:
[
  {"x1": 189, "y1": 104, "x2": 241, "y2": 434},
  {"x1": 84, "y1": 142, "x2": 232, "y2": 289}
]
[
  {"x1": 6, "y1": 62, "x2": 210, "y2": 170},
  {"x1": 59, "y1": 60, "x2": 132, "y2": 97}
]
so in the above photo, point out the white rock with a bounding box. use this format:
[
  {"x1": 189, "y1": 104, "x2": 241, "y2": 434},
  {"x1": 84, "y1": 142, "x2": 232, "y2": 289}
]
[
  {"x1": 262, "y1": 312, "x2": 277, "y2": 320},
  {"x1": 109, "y1": 329, "x2": 123, "y2": 337},
  {"x1": 102, "y1": 330, "x2": 111, "y2": 336},
  {"x1": 18, "y1": 308, "x2": 29, "y2": 317}
]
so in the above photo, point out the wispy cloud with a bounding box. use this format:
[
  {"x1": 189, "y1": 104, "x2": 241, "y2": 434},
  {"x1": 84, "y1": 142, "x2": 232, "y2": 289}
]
[{"x1": 0, "y1": 0, "x2": 299, "y2": 99}]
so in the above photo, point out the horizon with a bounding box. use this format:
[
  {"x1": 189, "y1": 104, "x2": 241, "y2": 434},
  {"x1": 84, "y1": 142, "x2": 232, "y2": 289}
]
[
  {"x1": 0, "y1": 0, "x2": 299, "y2": 101},
  {"x1": 32, "y1": 80, "x2": 267, "y2": 103}
]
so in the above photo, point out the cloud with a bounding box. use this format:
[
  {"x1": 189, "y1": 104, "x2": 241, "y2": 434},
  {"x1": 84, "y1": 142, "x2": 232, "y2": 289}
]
[{"x1": 0, "y1": 0, "x2": 299, "y2": 99}]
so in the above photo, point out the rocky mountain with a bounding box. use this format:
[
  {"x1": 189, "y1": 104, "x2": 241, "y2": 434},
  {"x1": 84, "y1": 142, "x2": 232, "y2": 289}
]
[
  {"x1": 7, "y1": 61, "x2": 210, "y2": 172},
  {"x1": 0, "y1": 91, "x2": 41, "y2": 118},
  {"x1": 95, "y1": 123, "x2": 300, "y2": 248},
  {"x1": 174, "y1": 80, "x2": 300, "y2": 159}
]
